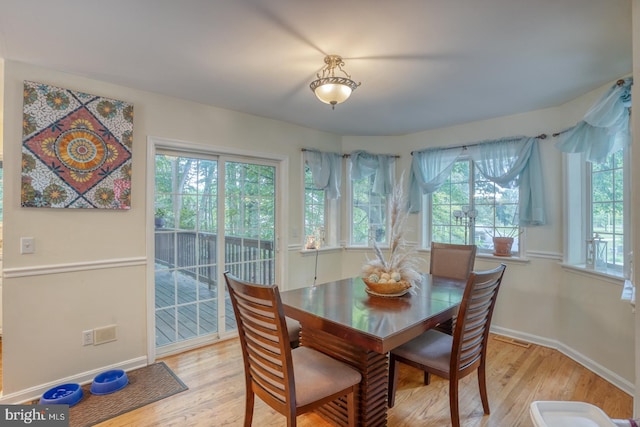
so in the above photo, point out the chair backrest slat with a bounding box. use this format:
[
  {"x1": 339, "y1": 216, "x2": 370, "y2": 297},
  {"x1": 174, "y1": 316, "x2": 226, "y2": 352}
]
[
  {"x1": 224, "y1": 273, "x2": 295, "y2": 411},
  {"x1": 452, "y1": 264, "x2": 506, "y2": 375}
]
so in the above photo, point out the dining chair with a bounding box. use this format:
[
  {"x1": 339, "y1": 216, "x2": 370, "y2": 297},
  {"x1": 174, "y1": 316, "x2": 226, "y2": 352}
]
[
  {"x1": 430, "y1": 242, "x2": 477, "y2": 280},
  {"x1": 430, "y1": 242, "x2": 477, "y2": 335},
  {"x1": 388, "y1": 264, "x2": 507, "y2": 427},
  {"x1": 224, "y1": 272, "x2": 362, "y2": 427}
]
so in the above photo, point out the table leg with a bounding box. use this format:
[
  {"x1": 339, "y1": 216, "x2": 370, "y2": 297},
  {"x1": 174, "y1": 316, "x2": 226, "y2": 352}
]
[{"x1": 301, "y1": 327, "x2": 389, "y2": 427}]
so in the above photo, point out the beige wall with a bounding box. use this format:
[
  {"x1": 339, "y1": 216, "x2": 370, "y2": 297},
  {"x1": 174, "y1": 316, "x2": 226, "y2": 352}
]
[
  {"x1": 1, "y1": 60, "x2": 341, "y2": 399},
  {"x1": 0, "y1": 59, "x2": 635, "y2": 402}
]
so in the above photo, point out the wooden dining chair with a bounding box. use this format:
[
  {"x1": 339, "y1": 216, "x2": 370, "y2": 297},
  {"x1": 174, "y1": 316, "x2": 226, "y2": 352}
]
[
  {"x1": 388, "y1": 264, "x2": 507, "y2": 427},
  {"x1": 430, "y1": 242, "x2": 477, "y2": 335},
  {"x1": 430, "y1": 242, "x2": 477, "y2": 280},
  {"x1": 224, "y1": 272, "x2": 361, "y2": 427}
]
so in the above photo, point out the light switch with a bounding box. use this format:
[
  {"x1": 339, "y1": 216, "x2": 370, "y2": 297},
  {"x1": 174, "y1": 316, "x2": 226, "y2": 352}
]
[{"x1": 20, "y1": 237, "x2": 35, "y2": 254}]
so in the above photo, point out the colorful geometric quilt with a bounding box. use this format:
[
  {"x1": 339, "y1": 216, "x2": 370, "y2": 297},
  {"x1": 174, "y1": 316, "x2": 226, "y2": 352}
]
[{"x1": 21, "y1": 81, "x2": 133, "y2": 209}]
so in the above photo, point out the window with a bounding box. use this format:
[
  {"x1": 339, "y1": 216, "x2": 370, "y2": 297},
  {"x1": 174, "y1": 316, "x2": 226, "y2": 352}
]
[
  {"x1": 588, "y1": 149, "x2": 626, "y2": 271},
  {"x1": 556, "y1": 77, "x2": 631, "y2": 277},
  {"x1": 302, "y1": 163, "x2": 340, "y2": 249},
  {"x1": 351, "y1": 174, "x2": 388, "y2": 245},
  {"x1": 564, "y1": 147, "x2": 628, "y2": 276},
  {"x1": 303, "y1": 165, "x2": 326, "y2": 248},
  {"x1": 427, "y1": 158, "x2": 520, "y2": 255}
]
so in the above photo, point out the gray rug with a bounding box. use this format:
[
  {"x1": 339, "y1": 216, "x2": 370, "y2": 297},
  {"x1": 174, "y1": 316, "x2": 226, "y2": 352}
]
[{"x1": 65, "y1": 362, "x2": 187, "y2": 427}]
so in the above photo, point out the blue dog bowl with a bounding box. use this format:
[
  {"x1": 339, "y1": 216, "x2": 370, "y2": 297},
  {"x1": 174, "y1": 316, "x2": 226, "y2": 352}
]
[
  {"x1": 90, "y1": 369, "x2": 128, "y2": 395},
  {"x1": 40, "y1": 383, "x2": 83, "y2": 406}
]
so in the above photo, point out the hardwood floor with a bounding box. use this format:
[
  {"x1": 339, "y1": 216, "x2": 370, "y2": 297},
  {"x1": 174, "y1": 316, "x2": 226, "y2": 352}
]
[{"x1": 95, "y1": 334, "x2": 632, "y2": 426}]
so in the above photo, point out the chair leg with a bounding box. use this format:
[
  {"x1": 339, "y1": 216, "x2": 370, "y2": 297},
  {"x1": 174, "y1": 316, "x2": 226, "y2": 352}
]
[
  {"x1": 478, "y1": 363, "x2": 490, "y2": 414},
  {"x1": 388, "y1": 357, "x2": 399, "y2": 408},
  {"x1": 449, "y1": 379, "x2": 460, "y2": 427},
  {"x1": 244, "y1": 390, "x2": 255, "y2": 427},
  {"x1": 423, "y1": 370, "x2": 431, "y2": 385}
]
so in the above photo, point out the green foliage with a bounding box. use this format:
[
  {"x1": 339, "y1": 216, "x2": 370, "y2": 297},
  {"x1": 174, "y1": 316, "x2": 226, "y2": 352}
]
[
  {"x1": 304, "y1": 166, "x2": 325, "y2": 238},
  {"x1": 351, "y1": 174, "x2": 387, "y2": 245},
  {"x1": 155, "y1": 155, "x2": 275, "y2": 240},
  {"x1": 591, "y1": 150, "x2": 624, "y2": 267},
  {"x1": 431, "y1": 159, "x2": 520, "y2": 252}
]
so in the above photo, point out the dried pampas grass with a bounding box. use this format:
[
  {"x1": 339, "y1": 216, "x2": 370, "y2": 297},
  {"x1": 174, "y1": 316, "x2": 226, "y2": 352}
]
[{"x1": 362, "y1": 175, "x2": 423, "y2": 286}]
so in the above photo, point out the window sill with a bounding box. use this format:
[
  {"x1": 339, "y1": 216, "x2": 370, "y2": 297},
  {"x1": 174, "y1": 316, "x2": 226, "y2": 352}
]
[
  {"x1": 560, "y1": 263, "x2": 625, "y2": 285},
  {"x1": 475, "y1": 253, "x2": 530, "y2": 264},
  {"x1": 417, "y1": 248, "x2": 530, "y2": 264},
  {"x1": 299, "y1": 246, "x2": 343, "y2": 256},
  {"x1": 344, "y1": 245, "x2": 385, "y2": 251}
]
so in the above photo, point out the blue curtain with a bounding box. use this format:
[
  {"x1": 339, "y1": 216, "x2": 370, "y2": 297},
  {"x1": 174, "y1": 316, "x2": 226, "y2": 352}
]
[
  {"x1": 555, "y1": 77, "x2": 632, "y2": 163},
  {"x1": 303, "y1": 150, "x2": 342, "y2": 199},
  {"x1": 409, "y1": 136, "x2": 546, "y2": 226},
  {"x1": 350, "y1": 150, "x2": 396, "y2": 195},
  {"x1": 468, "y1": 137, "x2": 545, "y2": 226},
  {"x1": 408, "y1": 147, "x2": 464, "y2": 211}
]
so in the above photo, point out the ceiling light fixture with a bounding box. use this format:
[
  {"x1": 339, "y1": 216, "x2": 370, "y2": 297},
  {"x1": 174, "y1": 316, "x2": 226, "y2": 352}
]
[{"x1": 310, "y1": 55, "x2": 361, "y2": 109}]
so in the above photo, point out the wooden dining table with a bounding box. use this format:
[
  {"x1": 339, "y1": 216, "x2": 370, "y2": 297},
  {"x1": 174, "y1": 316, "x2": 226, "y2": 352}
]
[{"x1": 280, "y1": 274, "x2": 466, "y2": 427}]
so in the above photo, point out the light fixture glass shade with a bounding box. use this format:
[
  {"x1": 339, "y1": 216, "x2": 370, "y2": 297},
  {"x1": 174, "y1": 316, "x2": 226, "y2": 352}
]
[
  {"x1": 309, "y1": 55, "x2": 361, "y2": 109},
  {"x1": 312, "y1": 79, "x2": 353, "y2": 105}
]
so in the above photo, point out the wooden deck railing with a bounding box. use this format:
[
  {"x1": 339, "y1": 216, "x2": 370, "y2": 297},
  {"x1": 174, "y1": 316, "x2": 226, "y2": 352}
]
[{"x1": 154, "y1": 230, "x2": 275, "y2": 285}]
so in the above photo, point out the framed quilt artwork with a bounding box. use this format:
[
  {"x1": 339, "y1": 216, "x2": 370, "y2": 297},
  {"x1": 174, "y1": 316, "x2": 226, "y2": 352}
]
[{"x1": 21, "y1": 81, "x2": 133, "y2": 209}]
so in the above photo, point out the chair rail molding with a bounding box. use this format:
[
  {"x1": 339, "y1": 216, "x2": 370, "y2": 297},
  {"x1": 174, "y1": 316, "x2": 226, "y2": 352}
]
[{"x1": 3, "y1": 257, "x2": 147, "y2": 278}]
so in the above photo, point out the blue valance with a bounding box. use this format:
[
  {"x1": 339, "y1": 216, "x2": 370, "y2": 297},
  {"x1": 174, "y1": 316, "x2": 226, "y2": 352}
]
[
  {"x1": 409, "y1": 136, "x2": 546, "y2": 226},
  {"x1": 303, "y1": 150, "x2": 342, "y2": 199},
  {"x1": 556, "y1": 77, "x2": 632, "y2": 163},
  {"x1": 350, "y1": 150, "x2": 396, "y2": 195},
  {"x1": 408, "y1": 147, "x2": 464, "y2": 208}
]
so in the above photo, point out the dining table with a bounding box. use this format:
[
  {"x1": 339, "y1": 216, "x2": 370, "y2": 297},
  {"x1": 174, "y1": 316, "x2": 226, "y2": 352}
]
[{"x1": 280, "y1": 274, "x2": 466, "y2": 427}]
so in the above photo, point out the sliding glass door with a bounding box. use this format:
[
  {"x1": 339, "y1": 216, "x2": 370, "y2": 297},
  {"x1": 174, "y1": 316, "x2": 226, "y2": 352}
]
[{"x1": 154, "y1": 151, "x2": 277, "y2": 353}]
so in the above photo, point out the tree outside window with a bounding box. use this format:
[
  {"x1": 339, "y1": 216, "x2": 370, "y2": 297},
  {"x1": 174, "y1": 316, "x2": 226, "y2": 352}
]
[
  {"x1": 429, "y1": 159, "x2": 520, "y2": 254},
  {"x1": 351, "y1": 174, "x2": 387, "y2": 245},
  {"x1": 590, "y1": 149, "x2": 624, "y2": 269},
  {"x1": 303, "y1": 165, "x2": 326, "y2": 248}
]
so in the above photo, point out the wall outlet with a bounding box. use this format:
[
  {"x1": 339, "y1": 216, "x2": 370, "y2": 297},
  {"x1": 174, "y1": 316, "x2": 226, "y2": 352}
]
[
  {"x1": 20, "y1": 237, "x2": 35, "y2": 254},
  {"x1": 82, "y1": 330, "x2": 94, "y2": 346},
  {"x1": 94, "y1": 325, "x2": 117, "y2": 345}
]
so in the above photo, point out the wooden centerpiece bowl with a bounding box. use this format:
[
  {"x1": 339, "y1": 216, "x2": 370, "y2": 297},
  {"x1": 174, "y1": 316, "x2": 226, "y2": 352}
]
[{"x1": 363, "y1": 278, "x2": 412, "y2": 294}]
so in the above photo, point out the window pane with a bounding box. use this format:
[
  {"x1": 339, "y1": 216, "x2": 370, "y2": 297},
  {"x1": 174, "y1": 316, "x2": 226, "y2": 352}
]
[
  {"x1": 590, "y1": 150, "x2": 624, "y2": 269},
  {"x1": 430, "y1": 160, "x2": 472, "y2": 246},
  {"x1": 592, "y1": 170, "x2": 613, "y2": 203},
  {"x1": 352, "y1": 175, "x2": 387, "y2": 245},
  {"x1": 304, "y1": 166, "x2": 325, "y2": 241},
  {"x1": 475, "y1": 167, "x2": 519, "y2": 247},
  {"x1": 429, "y1": 159, "x2": 520, "y2": 255}
]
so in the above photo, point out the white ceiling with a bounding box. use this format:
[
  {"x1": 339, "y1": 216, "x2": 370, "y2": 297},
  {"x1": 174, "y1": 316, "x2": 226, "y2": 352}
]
[{"x1": 0, "y1": 0, "x2": 632, "y2": 136}]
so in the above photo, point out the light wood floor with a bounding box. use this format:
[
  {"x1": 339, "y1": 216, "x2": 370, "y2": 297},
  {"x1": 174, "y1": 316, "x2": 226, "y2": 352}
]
[{"x1": 95, "y1": 334, "x2": 632, "y2": 426}]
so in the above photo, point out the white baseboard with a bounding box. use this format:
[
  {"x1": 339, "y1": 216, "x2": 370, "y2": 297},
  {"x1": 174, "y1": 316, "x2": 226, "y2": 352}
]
[
  {"x1": 0, "y1": 356, "x2": 148, "y2": 404},
  {"x1": 491, "y1": 326, "x2": 634, "y2": 396}
]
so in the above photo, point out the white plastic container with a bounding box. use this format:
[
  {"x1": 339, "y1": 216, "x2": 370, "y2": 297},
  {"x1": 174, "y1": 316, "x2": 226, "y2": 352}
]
[{"x1": 530, "y1": 401, "x2": 617, "y2": 427}]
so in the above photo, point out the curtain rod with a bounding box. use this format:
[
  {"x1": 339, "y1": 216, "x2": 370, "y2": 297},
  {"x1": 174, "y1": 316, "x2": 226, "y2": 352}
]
[
  {"x1": 301, "y1": 148, "x2": 400, "y2": 158},
  {"x1": 410, "y1": 133, "x2": 547, "y2": 156}
]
